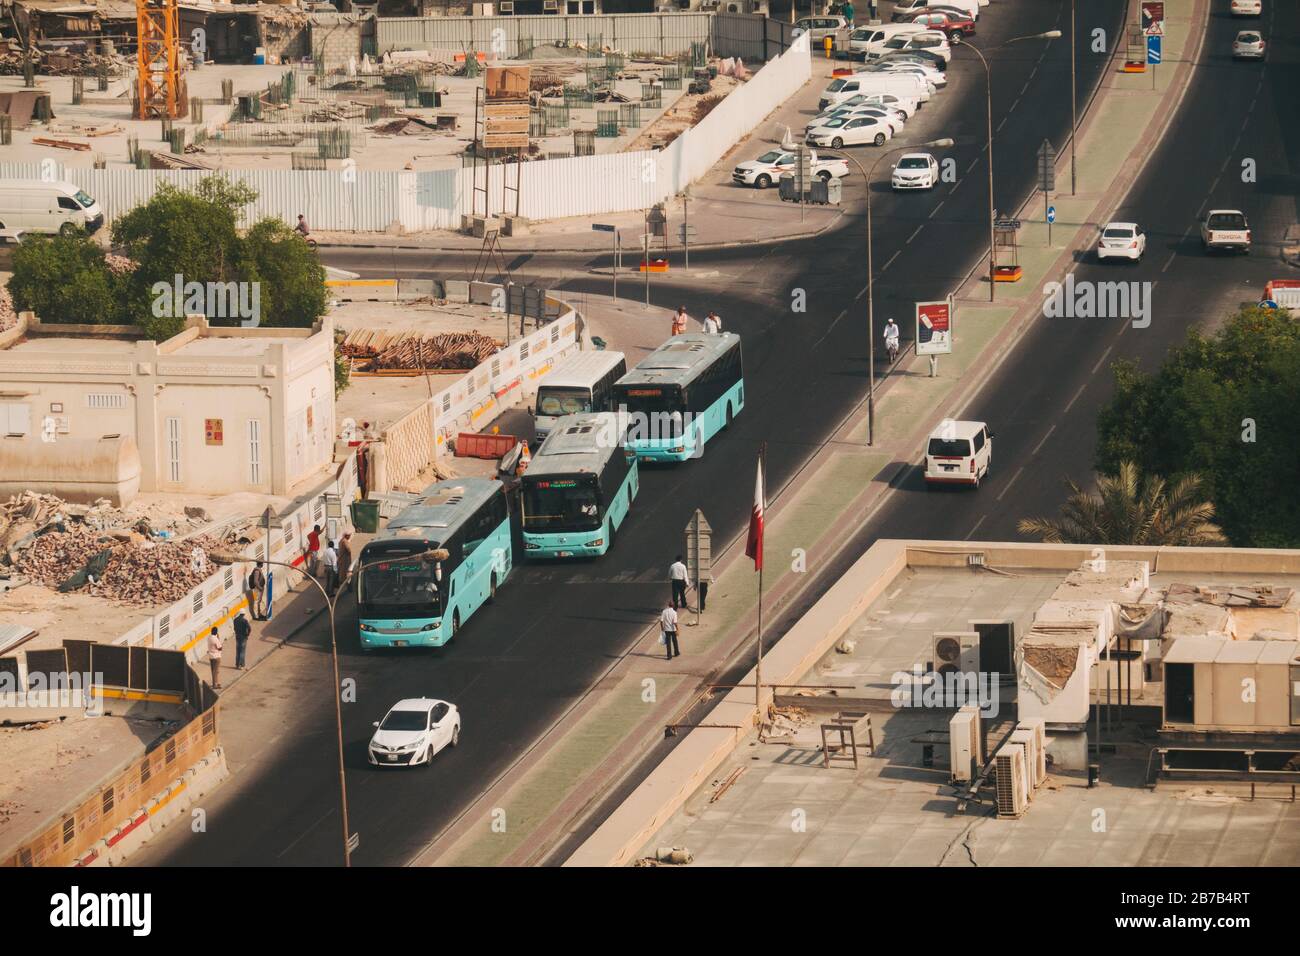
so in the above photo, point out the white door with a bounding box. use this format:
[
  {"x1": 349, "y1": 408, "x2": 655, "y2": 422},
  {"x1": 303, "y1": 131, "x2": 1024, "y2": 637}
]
[
  {"x1": 166, "y1": 417, "x2": 181, "y2": 483},
  {"x1": 247, "y1": 419, "x2": 262, "y2": 486}
]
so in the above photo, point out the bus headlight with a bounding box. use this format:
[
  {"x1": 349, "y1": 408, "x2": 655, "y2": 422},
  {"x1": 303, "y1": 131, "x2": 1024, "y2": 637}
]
[
  {"x1": 590, "y1": 539, "x2": 604, "y2": 548},
  {"x1": 360, "y1": 623, "x2": 376, "y2": 632},
  {"x1": 421, "y1": 622, "x2": 441, "y2": 631},
  {"x1": 525, "y1": 542, "x2": 540, "y2": 550},
  {"x1": 671, "y1": 446, "x2": 685, "y2": 453}
]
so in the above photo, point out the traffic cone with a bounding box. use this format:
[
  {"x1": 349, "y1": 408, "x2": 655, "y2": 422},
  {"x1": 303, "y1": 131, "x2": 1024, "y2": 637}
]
[{"x1": 516, "y1": 441, "x2": 531, "y2": 476}]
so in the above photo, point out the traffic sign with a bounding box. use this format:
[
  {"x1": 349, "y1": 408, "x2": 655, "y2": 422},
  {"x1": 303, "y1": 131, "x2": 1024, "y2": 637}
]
[
  {"x1": 1036, "y1": 139, "x2": 1056, "y2": 193},
  {"x1": 1047, "y1": 206, "x2": 1056, "y2": 224},
  {"x1": 592, "y1": 223, "x2": 616, "y2": 232},
  {"x1": 1260, "y1": 300, "x2": 1279, "y2": 310},
  {"x1": 1147, "y1": 35, "x2": 1162, "y2": 64},
  {"x1": 1141, "y1": 1, "x2": 1165, "y2": 35}
]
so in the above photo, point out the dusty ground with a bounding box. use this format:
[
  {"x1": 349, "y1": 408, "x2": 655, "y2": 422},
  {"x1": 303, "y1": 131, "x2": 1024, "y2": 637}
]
[
  {"x1": 0, "y1": 713, "x2": 173, "y2": 860},
  {"x1": 625, "y1": 73, "x2": 740, "y2": 151}
]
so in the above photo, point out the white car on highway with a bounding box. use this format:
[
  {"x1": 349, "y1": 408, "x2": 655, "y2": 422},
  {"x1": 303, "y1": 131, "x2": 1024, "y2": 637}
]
[
  {"x1": 891, "y1": 153, "x2": 941, "y2": 190},
  {"x1": 1232, "y1": 30, "x2": 1266, "y2": 58},
  {"x1": 1230, "y1": 0, "x2": 1262, "y2": 16},
  {"x1": 732, "y1": 149, "x2": 850, "y2": 188},
  {"x1": 1096, "y1": 222, "x2": 1147, "y2": 262},
  {"x1": 368, "y1": 697, "x2": 461, "y2": 768},
  {"x1": 806, "y1": 115, "x2": 894, "y2": 149}
]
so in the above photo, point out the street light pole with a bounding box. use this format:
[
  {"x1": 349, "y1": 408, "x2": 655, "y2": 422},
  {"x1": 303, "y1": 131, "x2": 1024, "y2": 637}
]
[
  {"x1": 954, "y1": 32, "x2": 1062, "y2": 303},
  {"x1": 1071, "y1": 0, "x2": 1078, "y2": 195},
  {"x1": 830, "y1": 137, "x2": 953, "y2": 447}
]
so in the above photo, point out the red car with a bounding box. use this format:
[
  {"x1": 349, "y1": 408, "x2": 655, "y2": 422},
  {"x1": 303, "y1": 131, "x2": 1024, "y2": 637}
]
[{"x1": 909, "y1": 9, "x2": 976, "y2": 39}]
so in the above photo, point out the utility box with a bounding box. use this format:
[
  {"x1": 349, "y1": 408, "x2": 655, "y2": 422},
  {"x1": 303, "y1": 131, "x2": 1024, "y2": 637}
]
[
  {"x1": 778, "y1": 173, "x2": 799, "y2": 202},
  {"x1": 647, "y1": 203, "x2": 667, "y2": 237}
]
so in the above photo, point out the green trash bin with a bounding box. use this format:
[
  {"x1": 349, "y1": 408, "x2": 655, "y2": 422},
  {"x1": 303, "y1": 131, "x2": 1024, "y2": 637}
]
[{"x1": 352, "y1": 499, "x2": 380, "y2": 533}]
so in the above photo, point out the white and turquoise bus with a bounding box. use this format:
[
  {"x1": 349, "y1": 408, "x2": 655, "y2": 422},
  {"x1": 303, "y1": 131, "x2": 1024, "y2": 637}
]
[
  {"x1": 521, "y1": 413, "x2": 639, "y2": 558},
  {"x1": 612, "y1": 332, "x2": 744, "y2": 463},
  {"x1": 533, "y1": 350, "x2": 628, "y2": 445},
  {"x1": 357, "y1": 478, "x2": 512, "y2": 649}
]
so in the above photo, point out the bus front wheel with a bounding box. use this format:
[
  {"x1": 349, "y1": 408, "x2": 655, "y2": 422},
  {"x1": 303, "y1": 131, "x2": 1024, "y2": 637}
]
[
  {"x1": 487, "y1": 572, "x2": 498, "y2": 604},
  {"x1": 448, "y1": 611, "x2": 460, "y2": 644}
]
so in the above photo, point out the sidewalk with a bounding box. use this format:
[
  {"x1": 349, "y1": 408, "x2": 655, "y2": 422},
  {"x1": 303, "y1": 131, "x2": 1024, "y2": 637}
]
[{"x1": 416, "y1": 0, "x2": 1213, "y2": 867}]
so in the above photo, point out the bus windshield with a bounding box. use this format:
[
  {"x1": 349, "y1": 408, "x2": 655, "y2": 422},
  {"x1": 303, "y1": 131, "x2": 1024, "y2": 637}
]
[
  {"x1": 522, "y1": 475, "x2": 602, "y2": 532},
  {"x1": 536, "y1": 387, "x2": 593, "y2": 417},
  {"x1": 359, "y1": 556, "x2": 441, "y2": 614},
  {"x1": 615, "y1": 385, "x2": 686, "y2": 438}
]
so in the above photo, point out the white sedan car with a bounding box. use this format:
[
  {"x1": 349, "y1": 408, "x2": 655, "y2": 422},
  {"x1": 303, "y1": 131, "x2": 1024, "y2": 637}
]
[
  {"x1": 1096, "y1": 222, "x2": 1146, "y2": 262},
  {"x1": 1230, "y1": 0, "x2": 1262, "y2": 16},
  {"x1": 1232, "y1": 30, "x2": 1266, "y2": 58},
  {"x1": 892, "y1": 153, "x2": 941, "y2": 190},
  {"x1": 368, "y1": 697, "x2": 461, "y2": 767},
  {"x1": 807, "y1": 115, "x2": 894, "y2": 149},
  {"x1": 808, "y1": 106, "x2": 904, "y2": 137}
]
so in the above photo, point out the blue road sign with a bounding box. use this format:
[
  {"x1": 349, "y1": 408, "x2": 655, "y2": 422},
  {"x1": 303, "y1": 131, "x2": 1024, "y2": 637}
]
[
  {"x1": 1047, "y1": 206, "x2": 1057, "y2": 224},
  {"x1": 1260, "y1": 300, "x2": 1279, "y2": 310},
  {"x1": 1147, "y1": 35, "x2": 1162, "y2": 64}
]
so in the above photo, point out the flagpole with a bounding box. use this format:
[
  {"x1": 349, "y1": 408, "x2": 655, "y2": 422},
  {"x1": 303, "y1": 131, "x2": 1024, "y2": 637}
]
[{"x1": 756, "y1": 443, "x2": 766, "y2": 719}]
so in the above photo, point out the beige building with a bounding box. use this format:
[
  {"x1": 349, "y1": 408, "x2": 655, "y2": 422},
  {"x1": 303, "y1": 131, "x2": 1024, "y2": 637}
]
[{"x1": 0, "y1": 313, "x2": 336, "y2": 503}]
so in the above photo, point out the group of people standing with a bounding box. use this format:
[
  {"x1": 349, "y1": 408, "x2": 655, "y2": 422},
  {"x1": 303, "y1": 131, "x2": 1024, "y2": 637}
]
[
  {"x1": 671, "y1": 305, "x2": 724, "y2": 338},
  {"x1": 659, "y1": 554, "x2": 713, "y2": 661},
  {"x1": 205, "y1": 523, "x2": 357, "y2": 690}
]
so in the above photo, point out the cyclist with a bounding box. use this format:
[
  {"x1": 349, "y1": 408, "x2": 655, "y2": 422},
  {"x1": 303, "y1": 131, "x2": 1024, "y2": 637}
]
[{"x1": 883, "y1": 317, "x2": 900, "y2": 363}]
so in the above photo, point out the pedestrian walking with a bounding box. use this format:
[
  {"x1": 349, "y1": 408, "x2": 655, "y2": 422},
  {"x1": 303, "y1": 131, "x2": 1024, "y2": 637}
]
[
  {"x1": 660, "y1": 601, "x2": 680, "y2": 660},
  {"x1": 703, "y1": 311, "x2": 722, "y2": 334},
  {"x1": 338, "y1": 532, "x2": 354, "y2": 591},
  {"x1": 207, "y1": 626, "x2": 223, "y2": 689},
  {"x1": 247, "y1": 562, "x2": 267, "y2": 620},
  {"x1": 670, "y1": 554, "x2": 689, "y2": 610},
  {"x1": 671, "y1": 305, "x2": 689, "y2": 337},
  {"x1": 306, "y1": 524, "x2": 322, "y2": 578},
  {"x1": 842, "y1": 0, "x2": 855, "y2": 27},
  {"x1": 323, "y1": 539, "x2": 340, "y2": 596},
  {"x1": 232, "y1": 612, "x2": 251, "y2": 670}
]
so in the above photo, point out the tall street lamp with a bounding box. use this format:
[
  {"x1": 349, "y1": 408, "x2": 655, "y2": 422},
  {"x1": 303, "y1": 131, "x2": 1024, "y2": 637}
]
[
  {"x1": 830, "y1": 137, "x2": 953, "y2": 446},
  {"x1": 1071, "y1": 0, "x2": 1078, "y2": 195},
  {"x1": 952, "y1": 31, "x2": 1062, "y2": 302},
  {"x1": 209, "y1": 547, "x2": 446, "y2": 867}
]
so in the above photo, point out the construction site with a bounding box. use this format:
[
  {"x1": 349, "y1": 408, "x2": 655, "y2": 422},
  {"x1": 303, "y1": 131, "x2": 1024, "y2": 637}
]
[{"x1": 0, "y1": 0, "x2": 752, "y2": 173}]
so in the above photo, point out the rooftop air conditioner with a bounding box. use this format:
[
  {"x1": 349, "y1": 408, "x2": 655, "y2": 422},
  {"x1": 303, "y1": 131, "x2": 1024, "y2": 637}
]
[
  {"x1": 499, "y1": 0, "x2": 513, "y2": 10},
  {"x1": 1016, "y1": 718, "x2": 1047, "y2": 786},
  {"x1": 948, "y1": 709, "x2": 980, "y2": 783},
  {"x1": 994, "y1": 745, "x2": 1028, "y2": 818},
  {"x1": 543, "y1": 0, "x2": 559, "y2": 9},
  {"x1": 1007, "y1": 729, "x2": 1040, "y2": 797},
  {"x1": 933, "y1": 631, "x2": 980, "y2": 676}
]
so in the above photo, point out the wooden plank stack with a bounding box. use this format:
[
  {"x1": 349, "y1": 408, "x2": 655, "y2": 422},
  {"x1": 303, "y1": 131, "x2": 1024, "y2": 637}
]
[{"x1": 341, "y1": 328, "x2": 501, "y2": 373}]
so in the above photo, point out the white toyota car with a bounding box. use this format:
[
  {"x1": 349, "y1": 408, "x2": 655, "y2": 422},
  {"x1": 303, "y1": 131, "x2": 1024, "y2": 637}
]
[{"x1": 368, "y1": 697, "x2": 461, "y2": 768}]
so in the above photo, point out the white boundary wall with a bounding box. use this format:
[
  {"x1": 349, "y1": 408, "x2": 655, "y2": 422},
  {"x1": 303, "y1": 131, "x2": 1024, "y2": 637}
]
[{"x1": 0, "y1": 37, "x2": 809, "y2": 231}]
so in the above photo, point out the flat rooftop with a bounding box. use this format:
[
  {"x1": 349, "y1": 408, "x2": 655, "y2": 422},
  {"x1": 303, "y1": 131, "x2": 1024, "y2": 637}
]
[
  {"x1": 634, "y1": 563, "x2": 1300, "y2": 867},
  {"x1": 7, "y1": 337, "x2": 138, "y2": 353}
]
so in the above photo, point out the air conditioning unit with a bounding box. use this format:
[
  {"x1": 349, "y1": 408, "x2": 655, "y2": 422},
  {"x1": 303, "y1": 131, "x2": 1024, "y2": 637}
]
[
  {"x1": 932, "y1": 631, "x2": 980, "y2": 676},
  {"x1": 1016, "y1": 718, "x2": 1047, "y2": 786},
  {"x1": 994, "y1": 744, "x2": 1028, "y2": 818},
  {"x1": 499, "y1": 0, "x2": 513, "y2": 11},
  {"x1": 948, "y1": 709, "x2": 980, "y2": 783},
  {"x1": 1008, "y1": 729, "x2": 1040, "y2": 797},
  {"x1": 543, "y1": 0, "x2": 558, "y2": 9}
]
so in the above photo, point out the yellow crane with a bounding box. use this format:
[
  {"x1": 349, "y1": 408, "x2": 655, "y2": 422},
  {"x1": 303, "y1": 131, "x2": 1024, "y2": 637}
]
[{"x1": 134, "y1": 0, "x2": 187, "y2": 119}]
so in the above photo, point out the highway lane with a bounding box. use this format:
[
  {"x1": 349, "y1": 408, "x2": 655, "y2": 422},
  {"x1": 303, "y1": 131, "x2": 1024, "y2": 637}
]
[{"x1": 142, "y1": 0, "x2": 1131, "y2": 866}]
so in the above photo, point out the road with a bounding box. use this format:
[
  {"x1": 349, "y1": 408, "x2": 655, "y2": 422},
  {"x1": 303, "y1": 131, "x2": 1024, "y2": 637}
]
[{"x1": 140, "y1": 0, "x2": 1299, "y2": 867}]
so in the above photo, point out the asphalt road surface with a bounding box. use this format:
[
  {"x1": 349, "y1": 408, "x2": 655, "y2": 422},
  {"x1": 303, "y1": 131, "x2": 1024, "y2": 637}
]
[{"x1": 141, "y1": 0, "x2": 1300, "y2": 867}]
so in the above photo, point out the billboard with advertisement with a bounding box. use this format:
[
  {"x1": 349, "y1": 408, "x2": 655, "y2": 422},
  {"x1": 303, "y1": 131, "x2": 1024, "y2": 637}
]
[
  {"x1": 915, "y1": 300, "x2": 952, "y2": 355},
  {"x1": 485, "y1": 66, "x2": 531, "y2": 103}
]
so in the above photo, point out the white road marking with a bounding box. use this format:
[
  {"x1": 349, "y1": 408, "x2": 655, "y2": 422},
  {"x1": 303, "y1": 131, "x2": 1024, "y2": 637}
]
[
  {"x1": 1161, "y1": 252, "x2": 1176, "y2": 272},
  {"x1": 1091, "y1": 342, "x2": 1115, "y2": 376},
  {"x1": 907, "y1": 225, "x2": 924, "y2": 243},
  {"x1": 1031, "y1": 423, "x2": 1057, "y2": 457},
  {"x1": 964, "y1": 515, "x2": 987, "y2": 539},
  {"x1": 996, "y1": 465, "x2": 1026, "y2": 501},
  {"x1": 882, "y1": 250, "x2": 901, "y2": 271},
  {"x1": 929, "y1": 199, "x2": 946, "y2": 218},
  {"x1": 1061, "y1": 380, "x2": 1089, "y2": 416}
]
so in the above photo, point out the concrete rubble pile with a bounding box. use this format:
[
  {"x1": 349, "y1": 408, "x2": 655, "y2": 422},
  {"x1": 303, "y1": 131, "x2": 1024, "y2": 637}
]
[
  {"x1": 341, "y1": 328, "x2": 501, "y2": 372},
  {"x1": 0, "y1": 48, "x2": 129, "y2": 77}
]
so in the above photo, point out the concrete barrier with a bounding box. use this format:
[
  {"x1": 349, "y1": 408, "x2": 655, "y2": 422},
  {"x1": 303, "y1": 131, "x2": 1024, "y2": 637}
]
[{"x1": 103, "y1": 811, "x2": 155, "y2": 867}]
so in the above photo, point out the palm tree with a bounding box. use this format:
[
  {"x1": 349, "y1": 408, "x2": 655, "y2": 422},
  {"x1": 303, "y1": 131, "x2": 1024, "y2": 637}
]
[{"x1": 1018, "y1": 461, "x2": 1226, "y2": 546}]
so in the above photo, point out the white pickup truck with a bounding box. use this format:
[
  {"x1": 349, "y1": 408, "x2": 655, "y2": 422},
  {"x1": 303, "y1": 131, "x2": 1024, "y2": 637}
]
[
  {"x1": 1200, "y1": 209, "x2": 1251, "y2": 253},
  {"x1": 732, "y1": 149, "x2": 851, "y2": 189}
]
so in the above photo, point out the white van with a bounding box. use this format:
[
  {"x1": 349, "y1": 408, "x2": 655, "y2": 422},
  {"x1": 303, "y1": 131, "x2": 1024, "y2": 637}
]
[
  {"x1": 0, "y1": 180, "x2": 105, "y2": 235},
  {"x1": 849, "y1": 23, "x2": 924, "y2": 60},
  {"x1": 924, "y1": 419, "x2": 993, "y2": 488},
  {"x1": 821, "y1": 73, "x2": 932, "y2": 110},
  {"x1": 534, "y1": 349, "x2": 628, "y2": 444}
]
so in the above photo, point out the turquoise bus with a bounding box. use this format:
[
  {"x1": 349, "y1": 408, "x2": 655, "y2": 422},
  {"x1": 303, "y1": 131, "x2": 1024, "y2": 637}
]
[
  {"x1": 356, "y1": 478, "x2": 512, "y2": 649},
  {"x1": 521, "y1": 413, "x2": 639, "y2": 558},
  {"x1": 612, "y1": 332, "x2": 744, "y2": 463}
]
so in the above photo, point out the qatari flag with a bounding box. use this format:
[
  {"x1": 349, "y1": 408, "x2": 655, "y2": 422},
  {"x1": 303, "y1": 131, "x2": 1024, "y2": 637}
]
[{"x1": 745, "y1": 456, "x2": 764, "y2": 571}]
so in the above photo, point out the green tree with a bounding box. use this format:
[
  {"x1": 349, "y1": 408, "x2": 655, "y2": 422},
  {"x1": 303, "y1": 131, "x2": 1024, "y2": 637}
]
[
  {"x1": 237, "y1": 218, "x2": 328, "y2": 329},
  {"x1": 7, "y1": 233, "x2": 126, "y2": 326},
  {"x1": 1018, "y1": 461, "x2": 1225, "y2": 546},
  {"x1": 1095, "y1": 306, "x2": 1300, "y2": 546}
]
